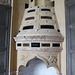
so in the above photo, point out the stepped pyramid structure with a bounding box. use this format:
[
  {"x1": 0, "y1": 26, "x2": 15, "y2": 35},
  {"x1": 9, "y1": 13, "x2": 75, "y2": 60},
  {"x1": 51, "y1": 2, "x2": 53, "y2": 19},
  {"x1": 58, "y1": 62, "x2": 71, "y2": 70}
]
[
  {"x1": 14, "y1": 0, "x2": 64, "y2": 75},
  {"x1": 14, "y1": 0, "x2": 64, "y2": 52}
]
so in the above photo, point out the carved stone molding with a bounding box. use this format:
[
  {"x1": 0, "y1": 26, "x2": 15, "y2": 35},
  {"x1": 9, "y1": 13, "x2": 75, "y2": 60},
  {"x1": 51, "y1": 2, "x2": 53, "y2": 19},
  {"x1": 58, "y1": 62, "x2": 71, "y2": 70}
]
[
  {"x1": 14, "y1": 36, "x2": 64, "y2": 42},
  {"x1": 16, "y1": 48, "x2": 63, "y2": 52}
]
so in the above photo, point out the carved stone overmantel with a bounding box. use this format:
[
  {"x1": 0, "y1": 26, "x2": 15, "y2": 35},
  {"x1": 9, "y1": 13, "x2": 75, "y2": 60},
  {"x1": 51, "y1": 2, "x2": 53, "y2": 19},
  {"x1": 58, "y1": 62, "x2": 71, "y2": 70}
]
[{"x1": 13, "y1": 0, "x2": 64, "y2": 75}]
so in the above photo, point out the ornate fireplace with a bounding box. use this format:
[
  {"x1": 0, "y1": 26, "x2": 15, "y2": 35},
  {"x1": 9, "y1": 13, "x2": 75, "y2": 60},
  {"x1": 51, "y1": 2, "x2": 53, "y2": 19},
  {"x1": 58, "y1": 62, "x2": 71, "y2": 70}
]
[{"x1": 14, "y1": 0, "x2": 64, "y2": 75}]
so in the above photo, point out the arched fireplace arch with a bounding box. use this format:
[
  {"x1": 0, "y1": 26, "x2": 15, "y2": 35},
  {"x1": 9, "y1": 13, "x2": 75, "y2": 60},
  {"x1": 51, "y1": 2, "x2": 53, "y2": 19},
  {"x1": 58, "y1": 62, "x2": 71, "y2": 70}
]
[
  {"x1": 17, "y1": 51, "x2": 62, "y2": 75},
  {"x1": 18, "y1": 57, "x2": 60, "y2": 75}
]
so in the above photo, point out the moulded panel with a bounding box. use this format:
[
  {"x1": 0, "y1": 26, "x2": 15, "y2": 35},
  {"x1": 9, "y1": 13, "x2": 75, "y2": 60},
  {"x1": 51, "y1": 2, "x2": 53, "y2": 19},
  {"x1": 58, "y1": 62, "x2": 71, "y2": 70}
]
[
  {"x1": 0, "y1": 51, "x2": 6, "y2": 71},
  {"x1": 0, "y1": 73, "x2": 5, "y2": 75},
  {"x1": 66, "y1": 0, "x2": 70, "y2": 1},
  {"x1": 72, "y1": 54, "x2": 75, "y2": 75},
  {"x1": 69, "y1": 3, "x2": 75, "y2": 50},
  {"x1": 70, "y1": 29, "x2": 75, "y2": 50},
  {"x1": 0, "y1": 4, "x2": 11, "y2": 75},
  {"x1": 0, "y1": 29, "x2": 7, "y2": 48},
  {"x1": 69, "y1": 4, "x2": 75, "y2": 25},
  {"x1": 66, "y1": 1, "x2": 75, "y2": 75},
  {"x1": 0, "y1": 7, "x2": 7, "y2": 27},
  {"x1": 67, "y1": 0, "x2": 75, "y2": 3}
]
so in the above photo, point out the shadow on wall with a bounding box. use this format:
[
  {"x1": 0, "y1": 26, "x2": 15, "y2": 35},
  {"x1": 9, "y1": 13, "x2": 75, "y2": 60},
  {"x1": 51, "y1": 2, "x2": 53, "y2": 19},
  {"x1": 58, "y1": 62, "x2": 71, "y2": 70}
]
[{"x1": 21, "y1": 58, "x2": 57, "y2": 75}]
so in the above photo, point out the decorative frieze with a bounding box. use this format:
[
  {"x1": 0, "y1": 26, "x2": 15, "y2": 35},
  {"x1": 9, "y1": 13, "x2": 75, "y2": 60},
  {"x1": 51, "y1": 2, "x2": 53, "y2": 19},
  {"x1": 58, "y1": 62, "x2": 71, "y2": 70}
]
[{"x1": 14, "y1": 36, "x2": 64, "y2": 42}]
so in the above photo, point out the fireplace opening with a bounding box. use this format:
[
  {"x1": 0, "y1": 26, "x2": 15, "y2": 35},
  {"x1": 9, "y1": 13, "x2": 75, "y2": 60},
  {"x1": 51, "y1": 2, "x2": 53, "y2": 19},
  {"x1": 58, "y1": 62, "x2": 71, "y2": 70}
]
[
  {"x1": 21, "y1": 58, "x2": 57, "y2": 75},
  {"x1": 25, "y1": 17, "x2": 35, "y2": 20}
]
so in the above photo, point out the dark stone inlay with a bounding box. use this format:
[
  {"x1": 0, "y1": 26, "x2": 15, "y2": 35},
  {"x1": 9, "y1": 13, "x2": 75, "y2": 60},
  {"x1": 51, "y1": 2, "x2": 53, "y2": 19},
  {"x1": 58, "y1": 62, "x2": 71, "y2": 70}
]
[
  {"x1": 31, "y1": 43, "x2": 40, "y2": 47},
  {"x1": 41, "y1": 25, "x2": 54, "y2": 29},
  {"x1": 41, "y1": 9, "x2": 51, "y2": 11},
  {"x1": 28, "y1": 9, "x2": 35, "y2": 13},
  {"x1": 25, "y1": 17, "x2": 34, "y2": 20},
  {"x1": 23, "y1": 26, "x2": 33, "y2": 30},
  {"x1": 41, "y1": 43, "x2": 50, "y2": 47},
  {"x1": 53, "y1": 43, "x2": 60, "y2": 47},
  {"x1": 41, "y1": 16, "x2": 52, "y2": 19}
]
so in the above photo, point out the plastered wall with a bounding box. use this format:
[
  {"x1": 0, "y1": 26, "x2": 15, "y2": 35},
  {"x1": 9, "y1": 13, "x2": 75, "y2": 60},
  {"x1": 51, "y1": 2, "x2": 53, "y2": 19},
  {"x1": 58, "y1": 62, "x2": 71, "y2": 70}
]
[
  {"x1": 55, "y1": 0, "x2": 66, "y2": 75},
  {"x1": 10, "y1": 0, "x2": 66, "y2": 75},
  {"x1": 10, "y1": 0, "x2": 29, "y2": 74}
]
